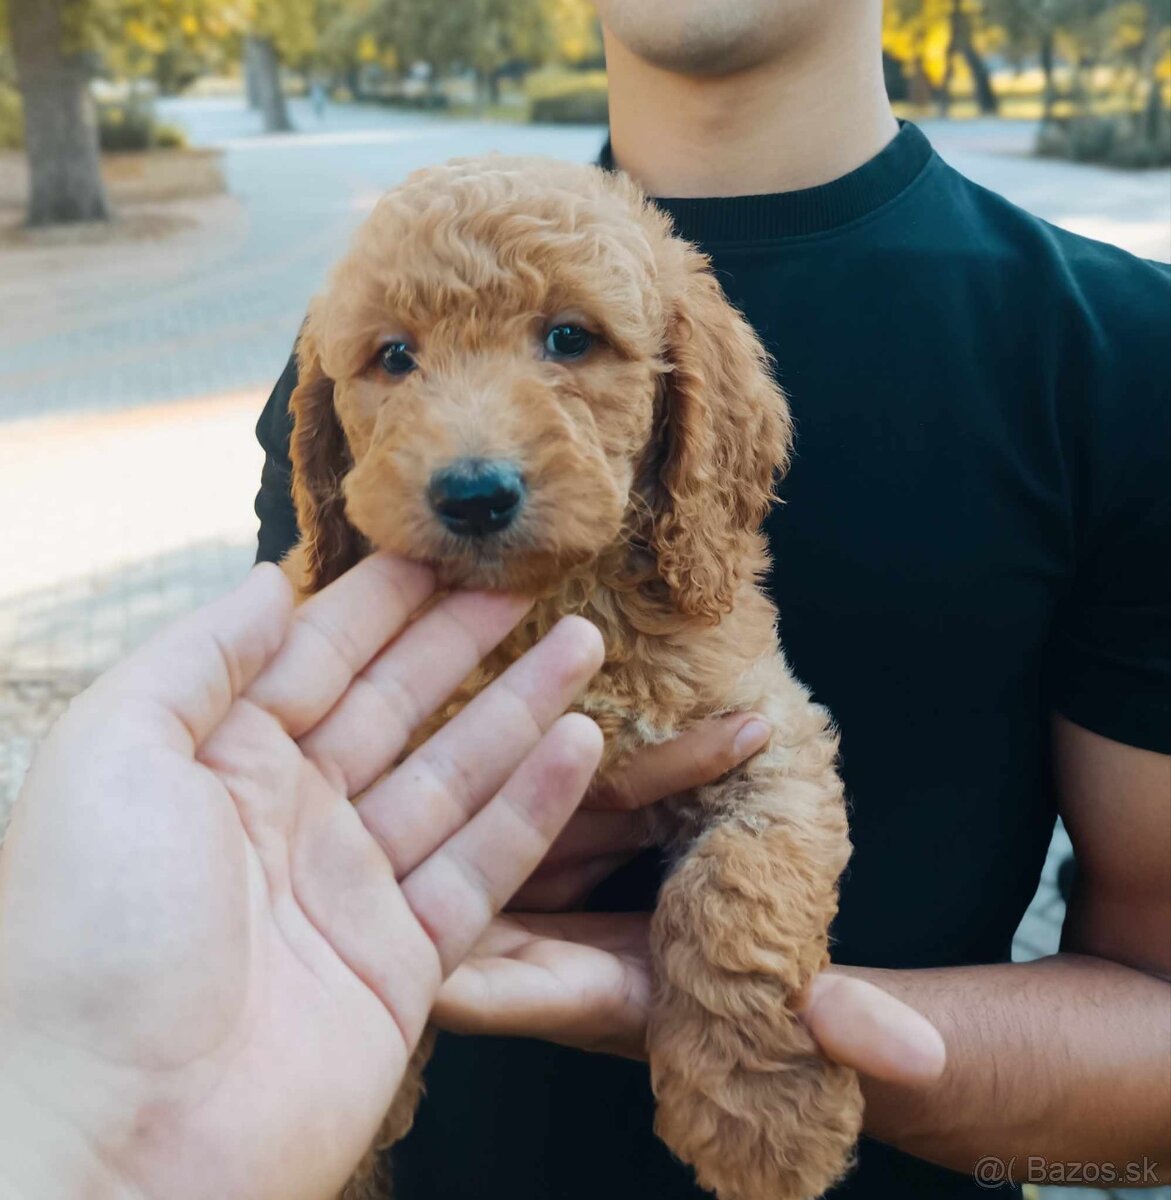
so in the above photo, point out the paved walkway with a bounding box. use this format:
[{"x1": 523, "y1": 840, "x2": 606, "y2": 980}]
[
  {"x1": 0, "y1": 102, "x2": 1167, "y2": 1198},
  {"x1": 3, "y1": 106, "x2": 1167, "y2": 425}
]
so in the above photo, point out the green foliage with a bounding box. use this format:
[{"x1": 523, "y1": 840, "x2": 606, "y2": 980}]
[
  {"x1": 530, "y1": 85, "x2": 607, "y2": 124},
  {"x1": 67, "y1": 0, "x2": 247, "y2": 80},
  {"x1": 97, "y1": 99, "x2": 188, "y2": 150},
  {"x1": 1036, "y1": 110, "x2": 1171, "y2": 164},
  {"x1": 0, "y1": 83, "x2": 189, "y2": 152},
  {"x1": 251, "y1": 0, "x2": 316, "y2": 66},
  {"x1": 0, "y1": 0, "x2": 599, "y2": 96},
  {"x1": 885, "y1": 0, "x2": 1171, "y2": 139},
  {"x1": 526, "y1": 66, "x2": 608, "y2": 122},
  {"x1": 0, "y1": 78, "x2": 21, "y2": 148},
  {"x1": 367, "y1": 0, "x2": 546, "y2": 84}
]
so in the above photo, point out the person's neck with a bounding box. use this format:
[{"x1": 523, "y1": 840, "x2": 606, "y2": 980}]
[{"x1": 604, "y1": 22, "x2": 898, "y2": 199}]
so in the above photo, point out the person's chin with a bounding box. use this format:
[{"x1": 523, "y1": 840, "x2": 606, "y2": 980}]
[{"x1": 602, "y1": 0, "x2": 796, "y2": 76}]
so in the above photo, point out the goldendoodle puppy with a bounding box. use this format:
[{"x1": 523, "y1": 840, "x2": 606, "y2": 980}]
[{"x1": 282, "y1": 155, "x2": 863, "y2": 1200}]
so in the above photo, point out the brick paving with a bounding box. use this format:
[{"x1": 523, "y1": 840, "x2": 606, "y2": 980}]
[{"x1": 0, "y1": 100, "x2": 1166, "y2": 1200}]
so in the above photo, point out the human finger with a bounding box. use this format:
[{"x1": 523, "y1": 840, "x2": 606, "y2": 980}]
[
  {"x1": 801, "y1": 973, "x2": 947, "y2": 1085},
  {"x1": 356, "y1": 616, "x2": 604, "y2": 875},
  {"x1": 434, "y1": 912, "x2": 652, "y2": 1057},
  {"x1": 299, "y1": 589, "x2": 530, "y2": 796},
  {"x1": 586, "y1": 712, "x2": 771, "y2": 811},
  {"x1": 245, "y1": 553, "x2": 434, "y2": 737},
  {"x1": 400, "y1": 714, "x2": 603, "y2": 976},
  {"x1": 92, "y1": 564, "x2": 293, "y2": 750}
]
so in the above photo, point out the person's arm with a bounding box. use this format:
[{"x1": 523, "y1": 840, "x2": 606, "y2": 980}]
[
  {"x1": 841, "y1": 718, "x2": 1170, "y2": 1181},
  {"x1": 255, "y1": 350, "x2": 300, "y2": 565},
  {"x1": 438, "y1": 723, "x2": 1170, "y2": 1186}
]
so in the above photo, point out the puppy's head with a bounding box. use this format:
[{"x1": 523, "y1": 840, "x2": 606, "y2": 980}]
[{"x1": 290, "y1": 156, "x2": 790, "y2": 620}]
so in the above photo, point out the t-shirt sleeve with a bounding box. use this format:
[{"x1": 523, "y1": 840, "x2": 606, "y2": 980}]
[
  {"x1": 254, "y1": 349, "x2": 300, "y2": 566},
  {"x1": 1046, "y1": 253, "x2": 1171, "y2": 754}
]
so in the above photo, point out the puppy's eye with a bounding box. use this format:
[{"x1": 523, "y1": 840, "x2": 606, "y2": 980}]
[
  {"x1": 544, "y1": 324, "x2": 593, "y2": 360},
  {"x1": 379, "y1": 341, "x2": 417, "y2": 376}
]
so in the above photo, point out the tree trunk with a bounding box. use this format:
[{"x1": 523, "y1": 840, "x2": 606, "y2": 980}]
[
  {"x1": 8, "y1": 0, "x2": 110, "y2": 226},
  {"x1": 1040, "y1": 30, "x2": 1057, "y2": 121},
  {"x1": 246, "y1": 35, "x2": 292, "y2": 132},
  {"x1": 908, "y1": 29, "x2": 934, "y2": 108},
  {"x1": 243, "y1": 37, "x2": 264, "y2": 109},
  {"x1": 1071, "y1": 52, "x2": 1093, "y2": 117},
  {"x1": 474, "y1": 68, "x2": 490, "y2": 113},
  {"x1": 938, "y1": 4, "x2": 958, "y2": 118},
  {"x1": 942, "y1": 1, "x2": 999, "y2": 117},
  {"x1": 1142, "y1": 47, "x2": 1167, "y2": 140},
  {"x1": 960, "y1": 34, "x2": 999, "y2": 114}
]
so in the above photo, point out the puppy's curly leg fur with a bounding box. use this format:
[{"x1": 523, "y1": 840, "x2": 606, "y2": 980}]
[
  {"x1": 651, "y1": 695, "x2": 863, "y2": 1200},
  {"x1": 340, "y1": 1029, "x2": 435, "y2": 1200}
]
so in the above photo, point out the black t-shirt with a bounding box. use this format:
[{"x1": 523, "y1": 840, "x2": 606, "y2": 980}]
[{"x1": 253, "y1": 122, "x2": 1171, "y2": 1199}]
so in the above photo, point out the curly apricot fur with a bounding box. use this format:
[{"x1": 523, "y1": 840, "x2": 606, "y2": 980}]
[{"x1": 285, "y1": 156, "x2": 861, "y2": 1200}]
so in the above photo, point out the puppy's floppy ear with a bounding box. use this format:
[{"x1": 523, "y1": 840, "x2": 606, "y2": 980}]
[
  {"x1": 650, "y1": 248, "x2": 792, "y2": 622},
  {"x1": 288, "y1": 321, "x2": 366, "y2": 593}
]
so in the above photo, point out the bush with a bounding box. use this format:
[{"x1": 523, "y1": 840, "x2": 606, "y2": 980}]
[
  {"x1": 531, "y1": 86, "x2": 608, "y2": 125},
  {"x1": 1036, "y1": 112, "x2": 1171, "y2": 169},
  {"x1": 375, "y1": 91, "x2": 449, "y2": 111},
  {"x1": 0, "y1": 86, "x2": 187, "y2": 154},
  {"x1": 883, "y1": 52, "x2": 909, "y2": 104},
  {"x1": 0, "y1": 82, "x2": 23, "y2": 150},
  {"x1": 526, "y1": 68, "x2": 608, "y2": 125},
  {"x1": 98, "y1": 101, "x2": 187, "y2": 152},
  {"x1": 154, "y1": 121, "x2": 187, "y2": 149}
]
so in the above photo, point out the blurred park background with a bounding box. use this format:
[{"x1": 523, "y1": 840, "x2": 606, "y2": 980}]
[{"x1": 0, "y1": 8, "x2": 1168, "y2": 1195}]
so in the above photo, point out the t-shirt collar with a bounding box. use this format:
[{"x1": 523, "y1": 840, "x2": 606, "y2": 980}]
[{"x1": 597, "y1": 121, "x2": 934, "y2": 243}]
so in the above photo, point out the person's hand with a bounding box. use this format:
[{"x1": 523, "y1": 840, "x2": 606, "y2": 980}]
[
  {"x1": 0, "y1": 555, "x2": 604, "y2": 1200},
  {"x1": 510, "y1": 712, "x2": 773, "y2": 909},
  {"x1": 435, "y1": 913, "x2": 947, "y2": 1083}
]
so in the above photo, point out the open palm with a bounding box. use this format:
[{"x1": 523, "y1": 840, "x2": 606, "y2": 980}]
[
  {"x1": 0, "y1": 556, "x2": 603, "y2": 1200},
  {"x1": 438, "y1": 912, "x2": 655, "y2": 1060}
]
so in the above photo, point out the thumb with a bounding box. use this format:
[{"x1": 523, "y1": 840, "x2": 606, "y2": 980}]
[
  {"x1": 94, "y1": 563, "x2": 293, "y2": 748},
  {"x1": 801, "y1": 972, "x2": 947, "y2": 1086}
]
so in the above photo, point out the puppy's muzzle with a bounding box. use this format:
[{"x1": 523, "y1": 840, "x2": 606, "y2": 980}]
[{"x1": 428, "y1": 458, "x2": 526, "y2": 537}]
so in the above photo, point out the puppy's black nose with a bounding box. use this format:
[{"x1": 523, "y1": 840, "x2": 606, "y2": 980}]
[{"x1": 428, "y1": 459, "x2": 526, "y2": 537}]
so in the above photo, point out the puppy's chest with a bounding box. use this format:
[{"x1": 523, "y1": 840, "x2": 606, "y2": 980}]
[{"x1": 410, "y1": 609, "x2": 715, "y2": 771}]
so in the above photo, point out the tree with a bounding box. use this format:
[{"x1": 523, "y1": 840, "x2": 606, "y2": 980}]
[
  {"x1": 985, "y1": 0, "x2": 1158, "y2": 117},
  {"x1": 884, "y1": 0, "x2": 954, "y2": 106},
  {"x1": 6, "y1": 0, "x2": 110, "y2": 226},
  {"x1": 314, "y1": 0, "x2": 381, "y2": 96},
  {"x1": 244, "y1": 33, "x2": 291, "y2": 129},
  {"x1": 886, "y1": 0, "x2": 1000, "y2": 114},
  {"x1": 946, "y1": 0, "x2": 1000, "y2": 113},
  {"x1": 542, "y1": 0, "x2": 601, "y2": 66},
  {"x1": 99, "y1": 0, "x2": 244, "y2": 94},
  {"x1": 985, "y1": 0, "x2": 1062, "y2": 115},
  {"x1": 2, "y1": 0, "x2": 249, "y2": 226},
  {"x1": 245, "y1": 0, "x2": 316, "y2": 130},
  {"x1": 1097, "y1": 0, "x2": 1170, "y2": 126},
  {"x1": 466, "y1": 0, "x2": 547, "y2": 105}
]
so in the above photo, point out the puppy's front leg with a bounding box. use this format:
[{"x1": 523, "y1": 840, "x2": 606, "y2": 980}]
[{"x1": 650, "y1": 700, "x2": 863, "y2": 1200}]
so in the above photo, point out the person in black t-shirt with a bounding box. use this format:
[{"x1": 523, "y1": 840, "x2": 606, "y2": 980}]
[{"x1": 252, "y1": 3, "x2": 1171, "y2": 1198}]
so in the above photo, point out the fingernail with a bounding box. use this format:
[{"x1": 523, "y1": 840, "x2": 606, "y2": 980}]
[
  {"x1": 732, "y1": 717, "x2": 771, "y2": 760},
  {"x1": 888, "y1": 1011, "x2": 948, "y2": 1082}
]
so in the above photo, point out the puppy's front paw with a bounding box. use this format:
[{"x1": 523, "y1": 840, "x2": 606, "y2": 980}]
[
  {"x1": 650, "y1": 992, "x2": 862, "y2": 1200},
  {"x1": 649, "y1": 822, "x2": 862, "y2": 1200}
]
